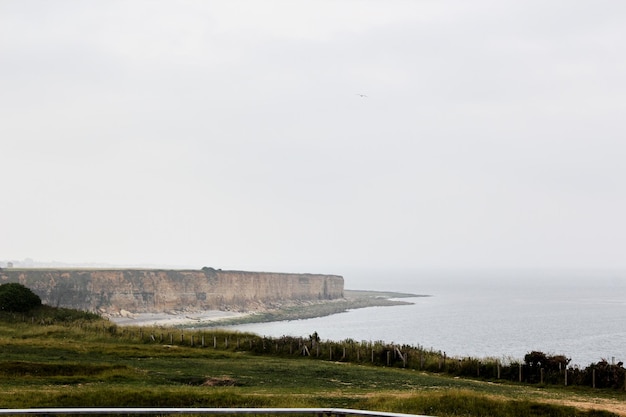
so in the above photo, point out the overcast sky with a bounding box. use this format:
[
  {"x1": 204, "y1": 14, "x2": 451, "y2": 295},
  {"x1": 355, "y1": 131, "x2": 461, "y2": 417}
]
[{"x1": 1, "y1": 0, "x2": 625, "y2": 274}]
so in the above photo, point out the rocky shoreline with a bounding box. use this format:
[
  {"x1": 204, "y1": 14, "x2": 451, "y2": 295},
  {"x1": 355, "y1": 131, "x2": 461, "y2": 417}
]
[{"x1": 108, "y1": 290, "x2": 427, "y2": 328}]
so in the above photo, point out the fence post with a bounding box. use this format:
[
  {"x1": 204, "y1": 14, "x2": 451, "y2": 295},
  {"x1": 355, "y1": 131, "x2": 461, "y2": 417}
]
[
  {"x1": 393, "y1": 347, "x2": 406, "y2": 368},
  {"x1": 519, "y1": 364, "x2": 522, "y2": 382},
  {"x1": 564, "y1": 369, "x2": 568, "y2": 386},
  {"x1": 541, "y1": 368, "x2": 544, "y2": 384},
  {"x1": 592, "y1": 369, "x2": 595, "y2": 388}
]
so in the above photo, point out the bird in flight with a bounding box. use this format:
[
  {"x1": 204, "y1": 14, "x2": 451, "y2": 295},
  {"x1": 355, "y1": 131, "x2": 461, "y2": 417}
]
[{"x1": 356, "y1": 93, "x2": 368, "y2": 98}]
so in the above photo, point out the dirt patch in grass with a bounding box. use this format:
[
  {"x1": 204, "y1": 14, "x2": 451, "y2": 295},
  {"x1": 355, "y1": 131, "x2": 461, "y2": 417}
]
[
  {"x1": 202, "y1": 376, "x2": 237, "y2": 386},
  {"x1": 540, "y1": 397, "x2": 626, "y2": 416}
]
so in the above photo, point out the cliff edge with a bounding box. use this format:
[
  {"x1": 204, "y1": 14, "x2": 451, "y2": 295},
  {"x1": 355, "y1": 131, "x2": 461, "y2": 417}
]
[{"x1": 0, "y1": 267, "x2": 344, "y2": 315}]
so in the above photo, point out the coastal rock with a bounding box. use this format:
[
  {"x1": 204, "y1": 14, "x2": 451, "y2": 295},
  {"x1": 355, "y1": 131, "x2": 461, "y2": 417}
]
[
  {"x1": 119, "y1": 309, "x2": 134, "y2": 318},
  {"x1": 0, "y1": 268, "x2": 344, "y2": 314}
]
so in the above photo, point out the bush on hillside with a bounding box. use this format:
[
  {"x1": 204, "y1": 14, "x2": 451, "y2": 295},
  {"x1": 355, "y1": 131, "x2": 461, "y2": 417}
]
[{"x1": 0, "y1": 283, "x2": 42, "y2": 312}]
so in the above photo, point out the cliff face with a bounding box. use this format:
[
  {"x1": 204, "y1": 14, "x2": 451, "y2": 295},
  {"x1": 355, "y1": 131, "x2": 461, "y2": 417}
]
[{"x1": 0, "y1": 268, "x2": 344, "y2": 314}]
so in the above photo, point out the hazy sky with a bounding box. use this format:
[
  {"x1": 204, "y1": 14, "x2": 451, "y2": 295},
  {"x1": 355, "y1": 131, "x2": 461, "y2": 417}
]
[{"x1": 2, "y1": 1, "x2": 625, "y2": 274}]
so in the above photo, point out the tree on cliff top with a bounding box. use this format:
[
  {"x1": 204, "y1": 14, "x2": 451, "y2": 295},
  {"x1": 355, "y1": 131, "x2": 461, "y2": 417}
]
[{"x1": 0, "y1": 283, "x2": 42, "y2": 312}]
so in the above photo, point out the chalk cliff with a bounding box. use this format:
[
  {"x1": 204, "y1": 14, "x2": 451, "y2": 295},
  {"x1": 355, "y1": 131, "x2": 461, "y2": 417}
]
[{"x1": 0, "y1": 268, "x2": 344, "y2": 315}]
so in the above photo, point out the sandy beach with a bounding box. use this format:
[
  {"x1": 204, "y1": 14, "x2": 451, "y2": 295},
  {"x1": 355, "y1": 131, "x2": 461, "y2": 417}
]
[{"x1": 109, "y1": 310, "x2": 251, "y2": 327}]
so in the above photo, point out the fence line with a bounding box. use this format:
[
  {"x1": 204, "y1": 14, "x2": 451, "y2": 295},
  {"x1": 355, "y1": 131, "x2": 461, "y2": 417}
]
[{"x1": 44, "y1": 321, "x2": 626, "y2": 390}]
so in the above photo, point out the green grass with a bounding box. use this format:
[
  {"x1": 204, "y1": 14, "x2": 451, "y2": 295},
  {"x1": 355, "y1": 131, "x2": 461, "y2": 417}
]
[{"x1": 0, "y1": 309, "x2": 624, "y2": 417}]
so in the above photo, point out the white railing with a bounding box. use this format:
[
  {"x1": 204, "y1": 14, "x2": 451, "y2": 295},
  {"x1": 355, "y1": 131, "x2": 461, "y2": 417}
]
[{"x1": 0, "y1": 408, "x2": 431, "y2": 417}]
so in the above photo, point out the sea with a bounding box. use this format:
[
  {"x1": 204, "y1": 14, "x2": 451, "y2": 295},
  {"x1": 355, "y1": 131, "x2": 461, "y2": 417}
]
[{"x1": 216, "y1": 269, "x2": 626, "y2": 367}]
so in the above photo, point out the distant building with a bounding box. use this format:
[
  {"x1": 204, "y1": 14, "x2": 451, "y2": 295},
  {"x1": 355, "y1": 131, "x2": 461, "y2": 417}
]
[{"x1": 6, "y1": 262, "x2": 13, "y2": 268}]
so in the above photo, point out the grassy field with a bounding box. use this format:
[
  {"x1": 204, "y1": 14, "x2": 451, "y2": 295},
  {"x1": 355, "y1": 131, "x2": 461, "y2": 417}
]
[{"x1": 0, "y1": 307, "x2": 625, "y2": 417}]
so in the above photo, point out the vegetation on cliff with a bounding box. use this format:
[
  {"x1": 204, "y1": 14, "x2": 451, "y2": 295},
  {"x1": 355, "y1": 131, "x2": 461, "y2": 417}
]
[{"x1": 0, "y1": 282, "x2": 42, "y2": 312}]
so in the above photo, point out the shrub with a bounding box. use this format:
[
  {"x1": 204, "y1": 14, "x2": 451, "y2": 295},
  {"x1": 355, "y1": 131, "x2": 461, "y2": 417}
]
[{"x1": 0, "y1": 283, "x2": 42, "y2": 312}]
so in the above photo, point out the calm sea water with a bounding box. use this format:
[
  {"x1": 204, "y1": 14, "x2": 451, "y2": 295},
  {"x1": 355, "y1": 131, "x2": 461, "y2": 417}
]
[{"x1": 216, "y1": 269, "x2": 626, "y2": 366}]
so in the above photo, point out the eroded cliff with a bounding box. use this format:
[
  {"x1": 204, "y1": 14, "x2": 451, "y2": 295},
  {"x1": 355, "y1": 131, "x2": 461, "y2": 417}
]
[{"x1": 0, "y1": 268, "x2": 344, "y2": 314}]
